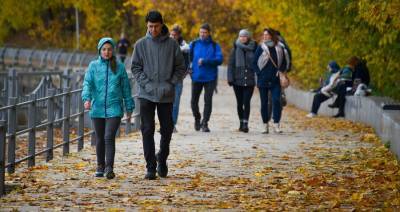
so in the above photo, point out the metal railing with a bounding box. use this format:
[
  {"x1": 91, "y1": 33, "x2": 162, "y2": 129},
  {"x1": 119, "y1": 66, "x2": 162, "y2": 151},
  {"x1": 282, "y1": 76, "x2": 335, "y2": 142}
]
[{"x1": 0, "y1": 87, "x2": 140, "y2": 196}]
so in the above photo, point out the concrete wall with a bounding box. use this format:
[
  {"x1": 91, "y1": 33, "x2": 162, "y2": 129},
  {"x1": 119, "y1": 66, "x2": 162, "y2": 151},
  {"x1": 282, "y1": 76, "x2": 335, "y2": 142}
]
[
  {"x1": 285, "y1": 87, "x2": 400, "y2": 159},
  {"x1": 218, "y1": 66, "x2": 400, "y2": 158}
]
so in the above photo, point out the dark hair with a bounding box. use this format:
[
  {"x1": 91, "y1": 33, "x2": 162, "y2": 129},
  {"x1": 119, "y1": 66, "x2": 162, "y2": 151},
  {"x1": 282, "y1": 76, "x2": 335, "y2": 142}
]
[
  {"x1": 172, "y1": 24, "x2": 182, "y2": 34},
  {"x1": 200, "y1": 23, "x2": 211, "y2": 32},
  {"x1": 264, "y1": 28, "x2": 279, "y2": 44},
  {"x1": 145, "y1": 10, "x2": 163, "y2": 23},
  {"x1": 347, "y1": 56, "x2": 360, "y2": 69}
]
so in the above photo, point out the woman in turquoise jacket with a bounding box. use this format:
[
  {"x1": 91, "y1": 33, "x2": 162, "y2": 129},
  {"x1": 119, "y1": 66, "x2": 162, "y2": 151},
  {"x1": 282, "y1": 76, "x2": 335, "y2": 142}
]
[{"x1": 82, "y1": 37, "x2": 134, "y2": 179}]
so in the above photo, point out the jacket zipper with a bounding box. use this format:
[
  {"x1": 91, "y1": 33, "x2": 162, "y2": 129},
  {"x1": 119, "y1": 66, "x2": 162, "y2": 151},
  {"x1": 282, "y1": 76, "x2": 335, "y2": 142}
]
[{"x1": 104, "y1": 61, "x2": 109, "y2": 117}]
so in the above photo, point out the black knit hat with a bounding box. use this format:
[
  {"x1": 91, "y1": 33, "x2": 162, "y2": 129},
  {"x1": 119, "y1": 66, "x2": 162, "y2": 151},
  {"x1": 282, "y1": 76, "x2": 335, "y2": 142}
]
[{"x1": 200, "y1": 23, "x2": 211, "y2": 32}]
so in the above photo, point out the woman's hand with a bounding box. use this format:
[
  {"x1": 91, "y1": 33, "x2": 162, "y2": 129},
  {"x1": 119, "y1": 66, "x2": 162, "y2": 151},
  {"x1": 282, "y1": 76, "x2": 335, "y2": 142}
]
[
  {"x1": 126, "y1": 112, "x2": 132, "y2": 122},
  {"x1": 84, "y1": 101, "x2": 91, "y2": 110}
]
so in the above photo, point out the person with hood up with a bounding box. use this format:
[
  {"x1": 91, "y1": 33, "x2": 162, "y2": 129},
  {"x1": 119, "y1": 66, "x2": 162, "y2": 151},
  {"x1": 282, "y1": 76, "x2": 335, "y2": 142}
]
[
  {"x1": 227, "y1": 29, "x2": 257, "y2": 133},
  {"x1": 131, "y1": 10, "x2": 186, "y2": 180},
  {"x1": 82, "y1": 37, "x2": 134, "y2": 179},
  {"x1": 306, "y1": 61, "x2": 341, "y2": 118}
]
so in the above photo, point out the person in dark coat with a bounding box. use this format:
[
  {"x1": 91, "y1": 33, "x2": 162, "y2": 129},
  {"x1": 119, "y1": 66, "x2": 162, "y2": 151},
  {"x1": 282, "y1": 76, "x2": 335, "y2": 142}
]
[
  {"x1": 227, "y1": 29, "x2": 257, "y2": 133},
  {"x1": 253, "y1": 28, "x2": 289, "y2": 134}
]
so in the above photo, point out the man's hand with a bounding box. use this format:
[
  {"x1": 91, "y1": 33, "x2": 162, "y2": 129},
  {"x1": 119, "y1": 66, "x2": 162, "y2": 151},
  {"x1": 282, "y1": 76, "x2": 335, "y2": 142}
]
[{"x1": 198, "y1": 58, "x2": 204, "y2": 66}]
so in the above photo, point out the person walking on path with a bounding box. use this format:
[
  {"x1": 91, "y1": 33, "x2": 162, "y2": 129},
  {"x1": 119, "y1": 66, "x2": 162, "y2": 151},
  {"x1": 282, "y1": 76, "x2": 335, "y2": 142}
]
[
  {"x1": 253, "y1": 28, "x2": 289, "y2": 134},
  {"x1": 117, "y1": 32, "x2": 130, "y2": 63},
  {"x1": 131, "y1": 10, "x2": 186, "y2": 180},
  {"x1": 189, "y1": 23, "x2": 223, "y2": 132},
  {"x1": 82, "y1": 37, "x2": 134, "y2": 179},
  {"x1": 170, "y1": 24, "x2": 190, "y2": 133},
  {"x1": 227, "y1": 29, "x2": 257, "y2": 133}
]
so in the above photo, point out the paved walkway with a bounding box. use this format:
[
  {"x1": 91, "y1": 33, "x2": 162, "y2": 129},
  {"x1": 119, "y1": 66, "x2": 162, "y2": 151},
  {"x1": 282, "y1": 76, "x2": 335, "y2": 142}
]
[{"x1": 1, "y1": 79, "x2": 400, "y2": 211}]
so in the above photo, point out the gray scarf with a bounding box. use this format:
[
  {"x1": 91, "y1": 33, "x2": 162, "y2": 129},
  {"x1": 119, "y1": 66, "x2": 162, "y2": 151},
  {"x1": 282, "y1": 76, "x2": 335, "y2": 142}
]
[{"x1": 235, "y1": 39, "x2": 256, "y2": 68}]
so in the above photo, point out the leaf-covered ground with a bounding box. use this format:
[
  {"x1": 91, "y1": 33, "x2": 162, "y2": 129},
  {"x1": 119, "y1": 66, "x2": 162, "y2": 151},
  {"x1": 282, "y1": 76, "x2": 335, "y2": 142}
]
[{"x1": 1, "y1": 80, "x2": 399, "y2": 211}]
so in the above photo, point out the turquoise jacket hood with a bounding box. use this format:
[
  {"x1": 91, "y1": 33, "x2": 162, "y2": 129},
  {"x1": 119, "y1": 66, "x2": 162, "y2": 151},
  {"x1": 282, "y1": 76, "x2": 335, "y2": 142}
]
[{"x1": 97, "y1": 37, "x2": 116, "y2": 56}]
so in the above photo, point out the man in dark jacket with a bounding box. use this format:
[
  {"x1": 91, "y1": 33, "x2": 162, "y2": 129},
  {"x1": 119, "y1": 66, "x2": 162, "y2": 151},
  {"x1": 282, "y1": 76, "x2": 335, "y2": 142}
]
[
  {"x1": 117, "y1": 33, "x2": 130, "y2": 63},
  {"x1": 131, "y1": 10, "x2": 186, "y2": 180},
  {"x1": 189, "y1": 23, "x2": 223, "y2": 132}
]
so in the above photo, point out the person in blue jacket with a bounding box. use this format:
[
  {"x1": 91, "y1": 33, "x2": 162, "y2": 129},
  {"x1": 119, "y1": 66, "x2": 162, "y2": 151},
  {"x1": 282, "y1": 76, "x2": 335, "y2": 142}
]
[
  {"x1": 82, "y1": 37, "x2": 134, "y2": 179},
  {"x1": 189, "y1": 23, "x2": 223, "y2": 132},
  {"x1": 253, "y1": 28, "x2": 288, "y2": 134}
]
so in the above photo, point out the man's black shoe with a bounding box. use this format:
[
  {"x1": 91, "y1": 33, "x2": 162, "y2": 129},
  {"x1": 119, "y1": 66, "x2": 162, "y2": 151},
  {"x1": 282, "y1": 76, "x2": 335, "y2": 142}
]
[
  {"x1": 144, "y1": 171, "x2": 157, "y2": 180},
  {"x1": 328, "y1": 103, "x2": 339, "y2": 108},
  {"x1": 157, "y1": 162, "x2": 168, "y2": 178},
  {"x1": 201, "y1": 123, "x2": 210, "y2": 132},
  {"x1": 156, "y1": 154, "x2": 168, "y2": 178},
  {"x1": 194, "y1": 119, "x2": 201, "y2": 131},
  {"x1": 333, "y1": 113, "x2": 344, "y2": 118}
]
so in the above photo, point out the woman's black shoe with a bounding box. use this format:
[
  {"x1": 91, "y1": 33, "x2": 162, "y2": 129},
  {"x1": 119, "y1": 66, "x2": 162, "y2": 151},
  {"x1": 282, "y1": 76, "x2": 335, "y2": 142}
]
[
  {"x1": 105, "y1": 171, "x2": 115, "y2": 179},
  {"x1": 239, "y1": 121, "x2": 244, "y2": 132},
  {"x1": 242, "y1": 122, "x2": 249, "y2": 133}
]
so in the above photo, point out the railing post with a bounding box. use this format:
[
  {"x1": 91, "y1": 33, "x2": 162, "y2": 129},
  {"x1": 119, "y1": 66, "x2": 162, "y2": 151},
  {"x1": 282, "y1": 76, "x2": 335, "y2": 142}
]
[
  {"x1": 7, "y1": 97, "x2": 17, "y2": 174},
  {"x1": 28, "y1": 94, "x2": 37, "y2": 167},
  {"x1": 7, "y1": 69, "x2": 17, "y2": 98},
  {"x1": 62, "y1": 88, "x2": 71, "y2": 156},
  {"x1": 78, "y1": 92, "x2": 84, "y2": 151},
  {"x1": 0, "y1": 120, "x2": 7, "y2": 196},
  {"x1": 62, "y1": 69, "x2": 71, "y2": 89},
  {"x1": 46, "y1": 89, "x2": 55, "y2": 161}
]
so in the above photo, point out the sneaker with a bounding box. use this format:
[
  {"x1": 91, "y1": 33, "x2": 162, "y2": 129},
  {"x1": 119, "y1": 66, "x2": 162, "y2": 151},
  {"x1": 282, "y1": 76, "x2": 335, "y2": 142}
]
[
  {"x1": 306, "y1": 113, "x2": 316, "y2": 118},
  {"x1": 201, "y1": 122, "x2": 210, "y2": 132},
  {"x1": 144, "y1": 171, "x2": 157, "y2": 180},
  {"x1": 156, "y1": 154, "x2": 168, "y2": 178},
  {"x1": 194, "y1": 119, "x2": 201, "y2": 131},
  {"x1": 273, "y1": 123, "x2": 282, "y2": 133},
  {"x1": 95, "y1": 166, "x2": 104, "y2": 177},
  {"x1": 262, "y1": 123, "x2": 269, "y2": 134}
]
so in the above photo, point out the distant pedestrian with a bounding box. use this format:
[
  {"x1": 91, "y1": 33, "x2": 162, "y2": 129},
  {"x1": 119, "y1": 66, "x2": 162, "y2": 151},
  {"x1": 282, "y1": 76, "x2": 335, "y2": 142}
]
[
  {"x1": 170, "y1": 24, "x2": 190, "y2": 133},
  {"x1": 227, "y1": 29, "x2": 257, "y2": 133},
  {"x1": 253, "y1": 28, "x2": 289, "y2": 133},
  {"x1": 189, "y1": 23, "x2": 223, "y2": 132},
  {"x1": 117, "y1": 32, "x2": 130, "y2": 63}
]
